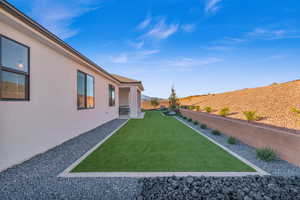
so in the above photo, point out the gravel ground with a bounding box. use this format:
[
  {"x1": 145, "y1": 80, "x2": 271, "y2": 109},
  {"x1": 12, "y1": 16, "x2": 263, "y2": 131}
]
[
  {"x1": 139, "y1": 176, "x2": 300, "y2": 200},
  {"x1": 0, "y1": 119, "x2": 141, "y2": 200},
  {"x1": 176, "y1": 116, "x2": 300, "y2": 176}
]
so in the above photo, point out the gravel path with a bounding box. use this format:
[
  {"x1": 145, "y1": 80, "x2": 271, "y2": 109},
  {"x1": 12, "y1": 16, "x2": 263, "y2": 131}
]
[
  {"x1": 176, "y1": 116, "x2": 300, "y2": 176},
  {"x1": 0, "y1": 119, "x2": 141, "y2": 200}
]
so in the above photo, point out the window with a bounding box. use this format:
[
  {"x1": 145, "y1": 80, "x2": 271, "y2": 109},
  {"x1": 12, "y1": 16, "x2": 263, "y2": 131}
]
[
  {"x1": 109, "y1": 84, "x2": 115, "y2": 106},
  {"x1": 0, "y1": 35, "x2": 29, "y2": 100},
  {"x1": 86, "y1": 75, "x2": 94, "y2": 108},
  {"x1": 77, "y1": 71, "x2": 94, "y2": 109}
]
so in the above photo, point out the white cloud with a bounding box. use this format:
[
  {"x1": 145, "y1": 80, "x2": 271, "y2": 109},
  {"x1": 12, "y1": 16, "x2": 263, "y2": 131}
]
[
  {"x1": 110, "y1": 49, "x2": 159, "y2": 64},
  {"x1": 139, "y1": 49, "x2": 160, "y2": 56},
  {"x1": 128, "y1": 40, "x2": 145, "y2": 49},
  {"x1": 137, "y1": 16, "x2": 152, "y2": 29},
  {"x1": 262, "y1": 54, "x2": 288, "y2": 61},
  {"x1": 166, "y1": 57, "x2": 222, "y2": 69},
  {"x1": 247, "y1": 28, "x2": 289, "y2": 40},
  {"x1": 204, "y1": 45, "x2": 234, "y2": 51},
  {"x1": 181, "y1": 24, "x2": 196, "y2": 33},
  {"x1": 144, "y1": 19, "x2": 179, "y2": 40},
  {"x1": 221, "y1": 37, "x2": 248, "y2": 44},
  {"x1": 219, "y1": 28, "x2": 300, "y2": 46},
  {"x1": 205, "y1": 0, "x2": 223, "y2": 14},
  {"x1": 30, "y1": 0, "x2": 100, "y2": 39},
  {"x1": 111, "y1": 54, "x2": 128, "y2": 64}
]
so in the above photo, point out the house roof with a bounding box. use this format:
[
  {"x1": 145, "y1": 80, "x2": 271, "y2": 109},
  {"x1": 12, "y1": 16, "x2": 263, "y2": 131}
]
[
  {"x1": 111, "y1": 74, "x2": 141, "y2": 83},
  {"x1": 0, "y1": 0, "x2": 120, "y2": 84},
  {"x1": 111, "y1": 74, "x2": 144, "y2": 91}
]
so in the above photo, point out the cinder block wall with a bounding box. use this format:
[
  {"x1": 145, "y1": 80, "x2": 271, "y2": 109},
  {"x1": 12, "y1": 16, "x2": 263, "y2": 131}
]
[{"x1": 180, "y1": 109, "x2": 300, "y2": 167}]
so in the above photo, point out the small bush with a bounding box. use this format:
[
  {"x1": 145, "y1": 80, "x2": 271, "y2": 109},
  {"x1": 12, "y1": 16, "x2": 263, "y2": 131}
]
[
  {"x1": 195, "y1": 106, "x2": 200, "y2": 111},
  {"x1": 211, "y1": 130, "x2": 221, "y2": 135},
  {"x1": 256, "y1": 147, "x2": 277, "y2": 162},
  {"x1": 204, "y1": 106, "x2": 212, "y2": 113},
  {"x1": 243, "y1": 111, "x2": 261, "y2": 121},
  {"x1": 227, "y1": 136, "x2": 237, "y2": 144},
  {"x1": 188, "y1": 118, "x2": 192, "y2": 122},
  {"x1": 193, "y1": 121, "x2": 198, "y2": 125},
  {"x1": 183, "y1": 116, "x2": 187, "y2": 120},
  {"x1": 291, "y1": 107, "x2": 300, "y2": 117},
  {"x1": 188, "y1": 106, "x2": 195, "y2": 110},
  {"x1": 200, "y1": 124, "x2": 207, "y2": 129},
  {"x1": 219, "y1": 107, "x2": 230, "y2": 117}
]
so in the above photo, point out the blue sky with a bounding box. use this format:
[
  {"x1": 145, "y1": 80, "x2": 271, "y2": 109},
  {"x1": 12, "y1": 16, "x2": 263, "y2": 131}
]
[{"x1": 8, "y1": 0, "x2": 300, "y2": 98}]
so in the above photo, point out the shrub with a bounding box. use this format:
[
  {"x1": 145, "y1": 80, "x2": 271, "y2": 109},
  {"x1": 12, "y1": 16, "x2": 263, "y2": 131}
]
[
  {"x1": 193, "y1": 121, "x2": 198, "y2": 125},
  {"x1": 195, "y1": 106, "x2": 200, "y2": 111},
  {"x1": 150, "y1": 98, "x2": 159, "y2": 107},
  {"x1": 188, "y1": 118, "x2": 192, "y2": 122},
  {"x1": 200, "y1": 124, "x2": 207, "y2": 129},
  {"x1": 204, "y1": 106, "x2": 212, "y2": 113},
  {"x1": 211, "y1": 130, "x2": 221, "y2": 135},
  {"x1": 183, "y1": 116, "x2": 187, "y2": 120},
  {"x1": 219, "y1": 107, "x2": 230, "y2": 117},
  {"x1": 243, "y1": 111, "x2": 261, "y2": 121},
  {"x1": 227, "y1": 136, "x2": 237, "y2": 144},
  {"x1": 291, "y1": 107, "x2": 300, "y2": 117},
  {"x1": 256, "y1": 147, "x2": 277, "y2": 162}
]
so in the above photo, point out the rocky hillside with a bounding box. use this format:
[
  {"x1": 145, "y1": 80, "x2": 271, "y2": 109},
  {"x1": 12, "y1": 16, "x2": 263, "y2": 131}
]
[{"x1": 142, "y1": 80, "x2": 300, "y2": 130}]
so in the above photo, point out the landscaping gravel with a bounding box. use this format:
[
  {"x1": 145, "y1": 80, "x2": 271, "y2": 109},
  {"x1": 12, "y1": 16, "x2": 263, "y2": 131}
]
[
  {"x1": 139, "y1": 176, "x2": 300, "y2": 200},
  {"x1": 0, "y1": 119, "x2": 141, "y2": 200},
  {"x1": 176, "y1": 116, "x2": 300, "y2": 176}
]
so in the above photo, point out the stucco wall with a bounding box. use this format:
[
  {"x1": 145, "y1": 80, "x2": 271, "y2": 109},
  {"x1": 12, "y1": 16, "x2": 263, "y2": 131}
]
[
  {"x1": 119, "y1": 87, "x2": 129, "y2": 106},
  {"x1": 0, "y1": 16, "x2": 119, "y2": 171},
  {"x1": 180, "y1": 109, "x2": 300, "y2": 167}
]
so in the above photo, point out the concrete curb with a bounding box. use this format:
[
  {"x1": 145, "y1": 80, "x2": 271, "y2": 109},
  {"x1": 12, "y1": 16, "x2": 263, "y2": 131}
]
[{"x1": 61, "y1": 171, "x2": 263, "y2": 178}]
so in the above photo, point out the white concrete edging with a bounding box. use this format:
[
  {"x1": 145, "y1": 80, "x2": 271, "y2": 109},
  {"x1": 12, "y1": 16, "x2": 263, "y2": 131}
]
[
  {"x1": 175, "y1": 117, "x2": 269, "y2": 176},
  {"x1": 61, "y1": 171, "x2": 262, "y2": 178}
]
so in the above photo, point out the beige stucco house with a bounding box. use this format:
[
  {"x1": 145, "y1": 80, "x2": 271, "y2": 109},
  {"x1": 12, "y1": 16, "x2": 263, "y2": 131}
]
[{"x1": 0, "y1": 1, "x2": 143, "y2": 172}]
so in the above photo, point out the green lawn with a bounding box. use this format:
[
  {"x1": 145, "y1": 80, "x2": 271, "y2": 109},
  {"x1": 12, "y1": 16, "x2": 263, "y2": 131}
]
[{"x1": 72, "y1": 111, "x2": 255, "y2": 172}]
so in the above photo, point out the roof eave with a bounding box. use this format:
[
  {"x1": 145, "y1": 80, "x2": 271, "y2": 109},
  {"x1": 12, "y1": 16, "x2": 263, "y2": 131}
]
[{"x1": 0, "y1": 0, "x2": 120, "y2": 84}]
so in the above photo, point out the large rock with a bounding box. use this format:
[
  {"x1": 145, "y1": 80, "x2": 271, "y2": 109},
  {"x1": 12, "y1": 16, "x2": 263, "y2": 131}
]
[{"x1": 139, "y1": 176, "x2": 300, "y2": 200}]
